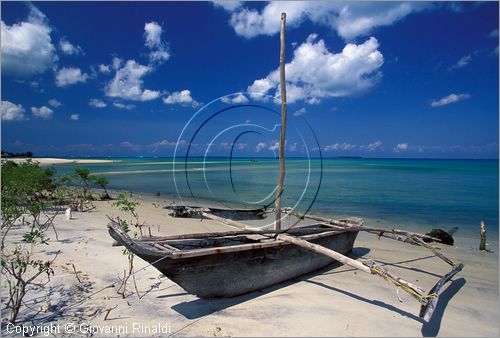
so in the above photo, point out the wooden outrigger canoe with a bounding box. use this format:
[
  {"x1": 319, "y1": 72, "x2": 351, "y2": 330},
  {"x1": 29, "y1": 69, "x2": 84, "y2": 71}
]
[
  {"x1": 108, "y1": 217, "x2": 361, "y2": 299},
  {"x1": 108, "y1": 212, "x2": 463, "y2": 322}
]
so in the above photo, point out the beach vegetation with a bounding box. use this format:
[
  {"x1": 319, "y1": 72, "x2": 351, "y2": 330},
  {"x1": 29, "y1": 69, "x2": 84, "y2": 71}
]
[
  {"x1": 0, "y1": 159, "x2": 61, "y2": 324},
  {"x1": 93, "y1": 175, "x2": 111, "y2": 200},
  {"x1": 54, "y1": 173, "x2": 85, "y2": 212},
  {"x1": 73, "y1": 168, "x2": 93, "y2": 200},
  {"x1": 111, "y1": 192, "x2": 144, "y2": 299},
  {"x1": 57, "y1": 170, "x2": 112, "y2": 209},
  {"x1": 112, "y1": 192, "x2": 141, "y2": 234}
]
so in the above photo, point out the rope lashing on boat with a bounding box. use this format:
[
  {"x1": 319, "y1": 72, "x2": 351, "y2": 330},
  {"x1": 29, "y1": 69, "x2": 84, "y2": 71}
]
[{"x1": 369, "y1": 263, "x2": 437, "y2": 305}]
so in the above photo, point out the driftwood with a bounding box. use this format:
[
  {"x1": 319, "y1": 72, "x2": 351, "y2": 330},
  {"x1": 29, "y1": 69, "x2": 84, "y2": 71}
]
[
  {"x1": 479, "y1": 221, "x2": 486, "y2": 251},
  {"x1": 70, "y1": 263, "x2": 82, "y2": 283},
  {"x1": 103, "y1": 305, "x2": 118, "y2": 321}
]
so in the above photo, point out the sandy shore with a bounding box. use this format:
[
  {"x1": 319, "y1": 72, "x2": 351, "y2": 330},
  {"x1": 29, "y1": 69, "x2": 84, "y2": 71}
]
[
  {"x1": 4, "y1": 196, "x2": 498, "y2": 337},
  {"x1": 5, "y1": 157, "x2": 119, "y2": 165}
]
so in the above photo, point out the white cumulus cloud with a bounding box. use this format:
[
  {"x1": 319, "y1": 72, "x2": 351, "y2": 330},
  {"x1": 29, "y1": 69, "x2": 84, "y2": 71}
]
[
  {"x1": 150, "y1": 139, "x2": 188, "y2": 151},
  {"x1": 293, "y1": 108, "x2": 306, "y2": 116},
  {"x1": 221, "y1": 93, "x2": 249, "y2": 104},
  {"x1": 225, "y1": 2, "x2": 428, "y2": 41},
  {"x1": 144, "y1": 22, "x2": 163, "y2": 48},
  {"x1": 268, "y1": 142, "x2": 281, "y2": 152},
  {"x1": 59, "y1": 37, "x2": 84, "y2": 55},
  {"x1": 105, "y1": 60, "x2": 161, "y2": 101},
  {"x1": 248, "y1": 35, "x2": 383, "y2": 104},
  {"x1": 323, "y1": 143, "x2": 357, "y2": 151},
  {"x1": 113, "y1": 102, "x2": 135, "y2": 110},
  {"x1": 364, "y1": 140, "x2": 383, "y2": 151},
  {"x1": 394, "y1": 143, "x2": 408, "y2": 152},
  {"x1": 89, "y1": 98, "x2": 107, "y2": 108},
  {"x1": 48, "y1": 99, "x2": 62, "y2": 108},
  {"x1": 144, "y1": 21, "x2": 170, "y2": 64},
  {"x1": 70, "y1": 114, "x2": 79, "y2": 121},
  {"x1": 1, "y1": 4, "x2": 58, "y2": 77},
  {"x1": 112, "y1": 57, "x2": 122, "y2": 70},
  {"x1": 255, "y1": 142, "x2": 268, "y2": 152},
  {"x1": 1, "y1": 101, "x2": 26, "y2": 121},
  {"x1": 55, "y1": 67, "x2": 88, "y2": 87},
  {"x1": 449, "y1": 54, "x2": 472, "y2": 71},
  {"x1": 31, "y1": 105, "x2": 54, "y2": 119},
  {"x1": 431, "y1": 93, "x2": 470, "y2": 107},
  {"x1": 98, "y1": 64, "x2": 111, "y2": 73},
  {"x1": 213, "y1": 1, "x2": 242, "y2": 12},
  {"x1": 163, "y1": 90, "x2": 200, "y2": 108}
]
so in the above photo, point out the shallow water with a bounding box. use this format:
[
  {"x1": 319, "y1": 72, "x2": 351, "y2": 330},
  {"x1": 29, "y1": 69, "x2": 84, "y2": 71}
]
[{"x1": 50, "y1": 157, "x2": 499, "y2": 240}]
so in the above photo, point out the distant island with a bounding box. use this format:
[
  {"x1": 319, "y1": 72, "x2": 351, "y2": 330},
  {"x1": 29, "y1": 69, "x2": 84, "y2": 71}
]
[{"x1": 1, "y1": 150, "x2": 33, "y2": 158}]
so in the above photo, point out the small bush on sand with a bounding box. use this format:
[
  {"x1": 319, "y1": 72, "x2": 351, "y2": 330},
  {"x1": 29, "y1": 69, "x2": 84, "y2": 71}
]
[
  {"x1": 1, "y1": 159, "x2": 61, "y2": 324},
  {"x1": 111, "y1": 192, "x2": 145, "y2": 299}
]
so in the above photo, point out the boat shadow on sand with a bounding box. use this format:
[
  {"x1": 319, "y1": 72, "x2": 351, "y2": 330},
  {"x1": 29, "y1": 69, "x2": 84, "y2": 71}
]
[
  {"x1": 169, "y1": 246, "x2": 466, "y2": 336},
  {"x1": 169, "y1": 247, "x2": 371, "y2": 319}
]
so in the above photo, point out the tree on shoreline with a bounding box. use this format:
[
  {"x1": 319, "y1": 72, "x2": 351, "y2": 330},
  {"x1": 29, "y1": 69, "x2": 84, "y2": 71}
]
[
  {"x1": 73, "y1": 168, "x2": 92, "y2": 200},
  {"x1": 93, "y1": 175, "x2": 111, "y2": 200}
]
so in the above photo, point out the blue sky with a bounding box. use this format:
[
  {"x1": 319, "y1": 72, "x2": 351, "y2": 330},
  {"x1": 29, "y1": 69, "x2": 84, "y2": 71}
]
[{"x1": 1, "y1": 1, "x2": 498, "y2": 158}]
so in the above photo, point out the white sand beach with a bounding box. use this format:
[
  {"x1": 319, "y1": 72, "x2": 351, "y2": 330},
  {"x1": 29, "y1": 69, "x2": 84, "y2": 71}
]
[
  {"x1": 6, "y1": 158, "x2": 119, "y2": 165},
  {"x1": 5, "y1": 196, "x2": 498, "y2": 337}
]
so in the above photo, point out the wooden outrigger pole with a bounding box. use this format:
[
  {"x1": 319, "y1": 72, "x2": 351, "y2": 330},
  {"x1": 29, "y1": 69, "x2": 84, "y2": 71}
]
[
  {"x1": 275, "y1": 12, "x2": 288, "y2": 231},
  {"x1": 204, "y1": 207, "x2": 463, "y2": 322}
]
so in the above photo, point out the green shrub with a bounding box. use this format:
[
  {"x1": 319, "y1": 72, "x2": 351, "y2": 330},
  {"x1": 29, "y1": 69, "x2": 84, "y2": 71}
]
[{"x1": 1, "y1": 159, "x2": 60, "y2": 324}]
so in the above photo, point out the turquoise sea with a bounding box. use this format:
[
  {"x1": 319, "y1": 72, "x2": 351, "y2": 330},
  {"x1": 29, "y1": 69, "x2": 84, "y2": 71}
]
[{"x1": 50, "y1": 157, "x2": 498, "y2": 240}]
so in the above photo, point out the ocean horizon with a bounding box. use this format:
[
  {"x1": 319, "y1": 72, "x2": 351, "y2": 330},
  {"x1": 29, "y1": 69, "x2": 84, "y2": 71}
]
[
  {"x1": 27, "y1": 155, "x2": 500, "y2": 160},
  {"x1": 36, "y1": 156, "x2": 499, "y2": 241}
]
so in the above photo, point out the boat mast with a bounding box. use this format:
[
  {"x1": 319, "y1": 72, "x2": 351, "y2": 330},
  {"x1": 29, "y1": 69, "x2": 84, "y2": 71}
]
[{"x1": 275, "y1": 12, "x2": 287, "y2": 231}]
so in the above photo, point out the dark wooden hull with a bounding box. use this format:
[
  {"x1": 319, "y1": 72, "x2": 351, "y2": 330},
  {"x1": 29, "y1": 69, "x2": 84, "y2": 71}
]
[{"x1": 109, "y1": 225, "x2": 359, "y2": 299}]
